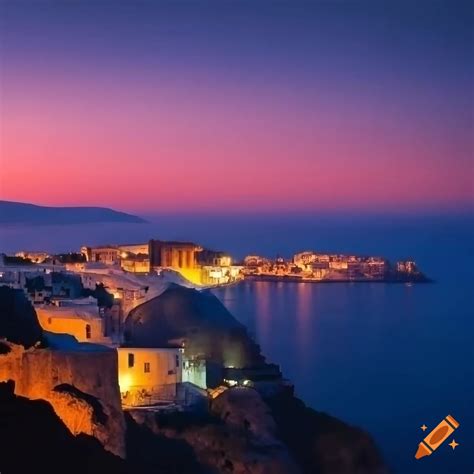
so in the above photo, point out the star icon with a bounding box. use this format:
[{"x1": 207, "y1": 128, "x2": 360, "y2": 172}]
[
  {"x1": 448, "y1": 439, "x2": 459, "y2": 450},
  {"x1": 421, "y1": 424, "x2": 428, "y2": 431}
]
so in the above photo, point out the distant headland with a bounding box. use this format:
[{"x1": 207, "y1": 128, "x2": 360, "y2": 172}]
[{"x1": 0, "y1": 200, "x2": 147, "y2": 225}]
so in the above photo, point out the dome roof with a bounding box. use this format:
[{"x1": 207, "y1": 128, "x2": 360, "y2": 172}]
[{"x1": 124, "y1": 285, "x2": 263, "y2": 368}]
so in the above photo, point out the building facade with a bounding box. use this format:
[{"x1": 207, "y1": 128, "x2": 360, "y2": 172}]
[{"x1": 117, "y1": 347, "x2": 183, "y2": 406}]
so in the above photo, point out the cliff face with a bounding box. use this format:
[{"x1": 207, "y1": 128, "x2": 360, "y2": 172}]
[
  {"x1": 127, "y1": 386, "x2": 388, "y2": 474},
  {"x1": 128, "y1": 387, "x2": 300, "y2": 474},
  {"x1": 0, "y1": 340, "x2": 126, "y2": 458},
  {"x1": 266, "y1": 391, "x2": 389, "y2": 474},
  {"x1": 0, "y1": 381, "x2": 126, "y2": 474}
]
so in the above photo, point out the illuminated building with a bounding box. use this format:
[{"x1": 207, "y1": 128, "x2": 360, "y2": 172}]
[
  {"x1": 120, "y1": 255, "x2": 150, "y2": 273},
  {"x1": 81, "y1": 246, "x2": 120, "y2": 265},
  {"x1": 149, "y1": 239, "x2": 203, "y2": 284},
  {"x1": 36, "y1": 297, "x2": 112, "y2": 344},
  {"x1": 117, "y1": 347, "x2": 183, "y2": 406},
  {"x1": 15, "y1": 251, "x2": 50, "y2": 263},
  {"x1": 397, "y1": 260, "x2": 417, "y2": 273}
]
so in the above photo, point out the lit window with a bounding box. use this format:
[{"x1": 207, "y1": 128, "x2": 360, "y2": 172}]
[
  {"x1": 85, "y1": 324, "x2": 91, "y2": 339},
  {"x1": 128, "y1": 353, "x2": 134, "y2": 368},
  {"x1": 144, "y1": 362, "x2": 150, "y2": 373}
]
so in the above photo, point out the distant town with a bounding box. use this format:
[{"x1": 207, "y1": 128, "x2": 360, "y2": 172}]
[{"x1": 5, "y1": 237, "x2": 429, "y2": 288}]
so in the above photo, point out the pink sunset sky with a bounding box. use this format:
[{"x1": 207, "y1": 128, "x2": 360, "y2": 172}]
[{"x1": 0, "y1": 1, "x2": 472, "y2": 214}]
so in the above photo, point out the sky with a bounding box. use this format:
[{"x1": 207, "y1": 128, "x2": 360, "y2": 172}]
[{"x1": 0, "y1": 0, "x2": 472, "y2": 215}]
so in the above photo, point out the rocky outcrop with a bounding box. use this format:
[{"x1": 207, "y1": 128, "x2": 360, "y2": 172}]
[
  {"x1": 266, "y1": 391, "x2": 389, "y2": 474},
  {"x1": 0, "y1": 340, "x2": 126, "y2": 458},
  {"x1": 0, "y1": 381, "x2": 126, "y2": 474},
  {"x1": 0, "y1": 286, "x2": 43, "y2": 348},
  {"x1": 128, "y1": 387, "x2": 300, "y2": 474},
  {"x1": 211, "y1": 387, "x2": 279, "y2": 445}
]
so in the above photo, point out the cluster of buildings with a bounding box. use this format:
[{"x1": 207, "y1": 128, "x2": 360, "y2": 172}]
[
  {"x1": 0, "y1": 254, "x2": 207, "y2": 409},
  {"x1": 2, "y1": 235, "x2": 291, "y2": 411},
  {"x1": 81, "y1": 239, "x2": 242, "y2": 286},
  {"x1": 243, "y1": 251, "x2": 419, "y2": 281}
]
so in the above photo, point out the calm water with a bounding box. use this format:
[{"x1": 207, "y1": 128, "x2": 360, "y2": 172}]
[{"x1": 1, "y1": 213, "x2": 473, "y2": 473}]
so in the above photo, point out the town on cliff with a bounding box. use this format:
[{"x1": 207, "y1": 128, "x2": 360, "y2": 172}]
[{"x1": 0, "y1": 236, "x2": 414, "y2": 473}]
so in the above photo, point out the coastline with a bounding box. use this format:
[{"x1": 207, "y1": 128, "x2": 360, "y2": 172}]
[{"x1": 243, "y1": 274, "x2": 433, "y2": 284}]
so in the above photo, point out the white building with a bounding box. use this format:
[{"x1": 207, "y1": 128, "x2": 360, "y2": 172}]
[{"x1": 117, "y1": 347, "x2": 183, "y2": 406}]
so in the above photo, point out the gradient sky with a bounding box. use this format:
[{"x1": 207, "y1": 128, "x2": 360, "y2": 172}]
[{"x1": 0, "y1": 0, "x2": 472, "y2": 214}]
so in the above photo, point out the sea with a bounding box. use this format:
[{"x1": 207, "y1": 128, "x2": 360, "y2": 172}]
[{"x1": 1, "y1": 213, "x2": 472, "y2": 474}]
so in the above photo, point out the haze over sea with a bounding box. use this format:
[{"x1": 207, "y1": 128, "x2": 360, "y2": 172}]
[{"x1": 1, "y1": 213, "x2": 472, "y2": 474}]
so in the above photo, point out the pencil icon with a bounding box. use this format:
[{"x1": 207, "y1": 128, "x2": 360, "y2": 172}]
[{"x1": 415, "y1": 415, "x2": 459, "y2": 459}]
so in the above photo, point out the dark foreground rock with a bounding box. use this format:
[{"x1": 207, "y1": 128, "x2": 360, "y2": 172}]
[
  {"x1": 266, "y1": 391, "x2": 389, "y2": 474},
  {"x1": 0, "y1": 381, "x2": 126, "y2": 474},
  {"x1": 0, "y1": 286, "x2": 43, "y2": 348},
  {"x1": 127, "y1": 388, "x2": 300, "y2": 474}
]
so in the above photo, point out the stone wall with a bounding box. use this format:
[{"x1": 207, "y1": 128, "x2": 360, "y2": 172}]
[{"x1": 0, "y1": 341, "x2": 126, "y2": 458}]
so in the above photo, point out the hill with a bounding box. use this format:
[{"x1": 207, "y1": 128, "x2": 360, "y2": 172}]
[{"x1": 0, "y1": 200, "x2": 146, "y2": 225}]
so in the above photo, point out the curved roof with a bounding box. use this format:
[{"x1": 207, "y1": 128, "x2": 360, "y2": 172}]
[{"x1": 124, "y1": 285, "x2": 264, "y2": 368}]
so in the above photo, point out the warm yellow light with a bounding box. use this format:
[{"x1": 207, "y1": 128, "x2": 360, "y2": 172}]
[
  {"x1": 121, "y1": 252, "x2": 128, "y2": 259},
  {"x1": 118, "y1": 373, "x2": 132, "y2": 393}
]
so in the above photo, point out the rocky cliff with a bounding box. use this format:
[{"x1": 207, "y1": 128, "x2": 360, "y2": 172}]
[
  {"x1": 128, "y1": 387, "x2": 299, "y2": 474},
  {"x1": 266, "y1": 390, "x2": 389, "y2": 474},
  {"x1": 0, "y1": 288, "x2": 126, "y2": 458},
  {"x1": 0, "y1": 380, "x2": 126, "y2": 474},
  {"x1": 127, "y1": 386, "x2": 388, "y2": 474}
]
